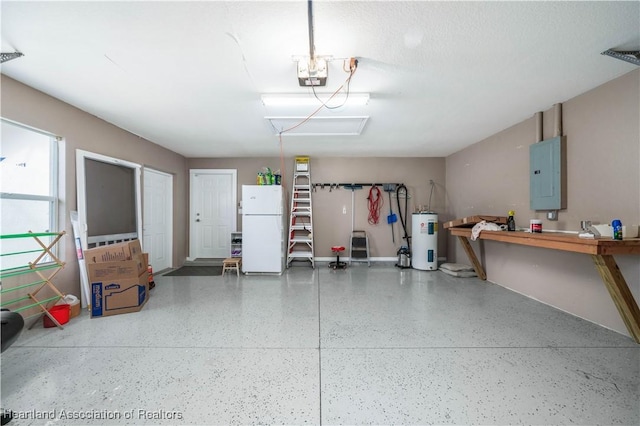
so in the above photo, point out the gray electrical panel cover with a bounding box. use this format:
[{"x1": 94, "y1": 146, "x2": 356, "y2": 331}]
[{"x1": 530, "y1": 136, "x2": 565, "y2": 210}]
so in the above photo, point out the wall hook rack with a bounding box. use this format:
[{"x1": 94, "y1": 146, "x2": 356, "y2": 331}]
[{"x1": 313, "y1": 182, "x2": 404, "y2": 190}]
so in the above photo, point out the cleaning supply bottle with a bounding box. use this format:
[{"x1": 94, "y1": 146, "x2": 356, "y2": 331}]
[
  {"x1": 264, "y1": 167, "x2": 273, "y2": 185},
  {"x1": 507, "y1": 210, "x2": 516, "y2": 231},
  {"x1": 612, "y1": 219, "x2": 623, "y2": 240}
]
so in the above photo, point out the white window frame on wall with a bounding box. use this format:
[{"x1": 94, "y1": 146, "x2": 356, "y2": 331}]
[
  {"x1": 0, "y1": 118, "x2": 60, "y2": 235},
  {"x1": 75, "y1": 149, "x2": 142, "y2": 249}
]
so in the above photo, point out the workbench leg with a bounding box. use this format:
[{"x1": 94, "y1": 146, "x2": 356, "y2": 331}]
[
  {"x1": 458, "y1": 236, "x2": 487, "y2": 280},
  {"x1": 591, "y1": 254, "x2": 640, "y2": 343}
]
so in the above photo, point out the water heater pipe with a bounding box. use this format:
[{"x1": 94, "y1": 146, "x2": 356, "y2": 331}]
[
  {"x1": 553, "y1": 103, "x2": 562, "y2": 137},
  {"x1": 535, "y1": 111, "x2": 543, "y2": 142}
]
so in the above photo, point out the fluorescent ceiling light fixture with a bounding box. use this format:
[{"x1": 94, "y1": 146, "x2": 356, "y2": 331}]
[
  {"x1": 265, "y1": 116, "x2": 369, "y2": 136},
  {"x1": 261, "y1": 93, "x2": 370, "y2": 107}
]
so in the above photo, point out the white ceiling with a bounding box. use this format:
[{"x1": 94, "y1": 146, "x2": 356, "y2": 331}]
[{"x1": 1, "y1": 1, "x2": 638, "y2": 158}]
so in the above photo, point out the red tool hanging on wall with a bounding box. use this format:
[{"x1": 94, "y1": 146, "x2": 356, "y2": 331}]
[{"x1": 367, "y1": 185, "x2": 383, "y2": 225}]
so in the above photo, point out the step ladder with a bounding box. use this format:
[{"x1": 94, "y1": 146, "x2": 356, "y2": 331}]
[
  {"x1": 287, "y1": 156, "x2": 315, "y2": 268},
  {"x1": 350, "y1": 230, "x2": 370, "y2": 266}
]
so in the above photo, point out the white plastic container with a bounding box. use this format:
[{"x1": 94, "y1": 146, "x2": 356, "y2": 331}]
[
  {"x1": 623, "y1": 225, "x2": 639, "y2": 239},
  {"x1": 530, "y1": 219, "x2": 542, "y2": 233},
  {"x1": 412, "y1": 213, "x2": 438, "y2": 270},
  {"x1": 591, "y1": 224, "x2": 613, "y2": 238}
]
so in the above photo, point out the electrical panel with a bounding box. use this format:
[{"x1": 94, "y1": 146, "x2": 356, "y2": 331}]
[{"x1": 530, "y1": 136, "x2": 565, "y2": 210}]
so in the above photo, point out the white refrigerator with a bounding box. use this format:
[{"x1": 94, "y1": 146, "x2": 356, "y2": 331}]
[{"x1": 242, "y1": 185, "x2": 285, "y2": 273}]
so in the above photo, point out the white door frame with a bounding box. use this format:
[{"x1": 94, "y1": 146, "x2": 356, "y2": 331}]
[
  {"x1": 143, "y1": 167, "x2": 173, "y2": 271},
  {"x1": 188, "y1": 169, "x2": 237, "y2": 260}
]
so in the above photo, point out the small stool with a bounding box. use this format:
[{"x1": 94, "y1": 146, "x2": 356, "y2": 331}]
[
  {"x1": 328, "y1": 246, "x2": 347, "y2": 270},
  {"x1": 222, "y1": 258, "x2": 241, "y2": 276}
]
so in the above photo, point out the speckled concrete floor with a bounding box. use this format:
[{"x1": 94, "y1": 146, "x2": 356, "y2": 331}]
[{"x1": 1, "y1": 264, "x2": 638, "y2": 425}]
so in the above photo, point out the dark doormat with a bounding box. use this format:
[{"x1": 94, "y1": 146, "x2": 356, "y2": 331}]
[{"x1": 163, "y1": 266, "x2": 223, "y2": 276}]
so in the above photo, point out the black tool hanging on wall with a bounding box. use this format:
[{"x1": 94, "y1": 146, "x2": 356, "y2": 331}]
[{"x1": 396, "y1": 184, "x2": 411, "y2": 255}]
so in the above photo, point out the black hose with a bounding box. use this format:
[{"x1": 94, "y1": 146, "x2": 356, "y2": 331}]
[{"x1": 396, "y1": 184, "x2": 411, "y2": 254}]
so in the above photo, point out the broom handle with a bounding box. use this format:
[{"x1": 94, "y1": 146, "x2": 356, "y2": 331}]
[{"x1": 389, "y1": 192, "x2": 395, "y2": 243}]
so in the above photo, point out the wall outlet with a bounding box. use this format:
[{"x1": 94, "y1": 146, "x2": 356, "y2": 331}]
[
  {"x1": 342, "y1": 205, "x2": 347, "y2": 214},
  {"x1": 547, "y1": 210, "x2": 558, "y2": 221}
]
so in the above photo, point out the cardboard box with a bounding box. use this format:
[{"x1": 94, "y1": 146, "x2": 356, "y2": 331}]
[
  {"x1": 84, "y1": 240, "x2": 143, "y2": 263},
  {"x1": 90, "y1": 270, "x2": 149, "y2": 318},
  {"x1": 87, "y1": 259, "x2": 143, "y2": 281},
  {"x1": 84, "y1": 240, "x2": 150, "y2": 317},
  {"x1": 70, "y1": 302, "x2": 81, "y2": 318},
  {"x1": 85, "y1": 252, "x2": 147, "y2": 277}
]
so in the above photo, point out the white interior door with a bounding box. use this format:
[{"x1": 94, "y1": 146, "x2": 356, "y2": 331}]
[
  {"x1": 143, "y1": 168, "x2": 173, "y2": 272},
  {"x1": 189, "y1": 169, "x2": 237, "y2": 259}
]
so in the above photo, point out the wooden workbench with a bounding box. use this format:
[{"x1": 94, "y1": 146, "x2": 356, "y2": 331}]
[{"x1": 448, "y1": 227, "x2": 640, "y2": 343}]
